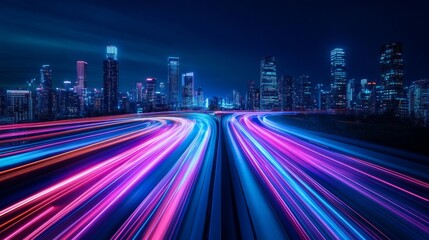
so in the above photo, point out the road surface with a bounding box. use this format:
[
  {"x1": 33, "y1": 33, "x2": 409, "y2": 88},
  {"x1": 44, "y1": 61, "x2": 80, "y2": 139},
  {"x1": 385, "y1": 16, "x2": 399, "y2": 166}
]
[{"x1": 0, "y1": 112, "x2": 427, "y2": 239}]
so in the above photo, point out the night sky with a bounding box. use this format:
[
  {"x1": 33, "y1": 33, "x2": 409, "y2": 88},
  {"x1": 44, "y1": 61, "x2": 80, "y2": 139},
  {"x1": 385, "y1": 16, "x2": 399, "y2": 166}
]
[{"x1": 1, "y1": 0, "x2": 428, "y2": 97}]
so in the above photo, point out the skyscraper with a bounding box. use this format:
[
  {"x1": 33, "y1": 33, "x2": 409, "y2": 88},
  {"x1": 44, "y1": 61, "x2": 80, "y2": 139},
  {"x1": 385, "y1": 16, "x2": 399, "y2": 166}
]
[
  {"x1": 159, "y1": 81, "x2": 166, "y2": 95},
  {"x1": 298, "y1": 75, "x2": 313, "y2": 110},
  {"x1": 316, "y1": 84, "x2": 324, "y2": 110},
  {"x1": 146, "y1": 78, "x2": 156, "y2": 106},
  {"x1": 136, "y1": 82, "x2": 143, "y2": 102},
  {"x1": 168, "y1": 57, "x2": 179, "y2": 110},
  {"x1": 260, "y1": 56, "x2": 279, "y2": 110},
  {"x1": 6, "y1": 90, "x2": 33, "y2": 123},
  {"x1": 346, "y1": 78, "x2": 356, "y2": 110},
  {"x1": 103, "y1": 46, "x2": 119, "y2": 114},
  {"x1": 182, "y1": 72, "x2": 194, "y2": 109},
  {"x1": 196, "y1": 87, "x2": 204, "y2": 108},
  {"x1": 39, "y1": 65, "x2": 53, "y2": 120},
  {"x1": 55, "y1": 87, "x2": 79, "y2": 119},
  {"x1": 246, "y1": 80, "x2": 260, "y2": 110},
  {"x1": 279, "y1": 75, "x2": 294, "y2": 111},
  {"x1": 330, "y1": 48, "x2": 347, "y2": 110},
  {"x1": 76, "y1": 61, "x2": 87, "y2": 116},
  {"x1": 356, "y1": 79, "x2": 377, "y2": 115},
  {"x1": 408, "y1": 79, "x2": 429, "y2": 126},
  {"x1": 380, "y1": 42, "x2": 404, "y2": 114}
]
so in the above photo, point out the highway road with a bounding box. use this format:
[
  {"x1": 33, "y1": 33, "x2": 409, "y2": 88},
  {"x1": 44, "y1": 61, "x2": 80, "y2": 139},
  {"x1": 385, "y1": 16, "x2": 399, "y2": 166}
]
[{"x1": 0, "y1": 112, "x2": 427, "y2": 239}]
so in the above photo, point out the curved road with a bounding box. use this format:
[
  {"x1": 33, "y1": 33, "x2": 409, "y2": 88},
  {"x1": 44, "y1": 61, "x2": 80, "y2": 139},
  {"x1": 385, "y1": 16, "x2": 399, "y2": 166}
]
[
  {"x1": 0, "y1": 114, "x2": 217, "y2": 239},
  {"x1": 224, "y1": 112, "x2": 428, "y2": 239},
  {"x1": 0, "y1": 112, "x2": 428, "y2": 239}
]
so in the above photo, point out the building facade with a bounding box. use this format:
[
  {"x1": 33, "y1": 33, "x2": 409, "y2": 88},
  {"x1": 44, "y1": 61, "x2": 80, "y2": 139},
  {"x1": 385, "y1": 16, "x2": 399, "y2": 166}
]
[
  {"x1": 260, "y1": 56, "x2": 279, "y2": 110},
  {"x1": 6, "y1": 90, "x2": 33, "y2": 123},
  {"x1": 39, "y1": 65, "x2": 53, "y2": 120},
  {"x1": 103, "y1": 46, "x2": 119, "y2": 114},
  {"x1": 297, "y1": 75, "x2": 313, "y2": 110},
  {"x1": 182, "y1": 72, "x2": 194, "y2": 109},
  {"x1": 330, "y1": 48, "x2": 347, "y2": 110},
  {"x1": 246, "y1": 80, "x2": 260, "y2": 110},
  {"x1": 168, "y1": 57, "x2": 180, "y2": 110},
  {"x1": 196, "y1": 87, "x2": 204, "y2": 108},
  {"x1": 76, "y1": 61, "x2": 87, "y2": 116},
  {"x1": 380, "y1": 42, "x2": 404, "y2": 115},
  {"x1": 279, "y1": 75, "x2": 294, "y2": 111},
  {"x1": 136, "y1": 82, "x2": 143, "y2": 102},
  {"x1": 146, "y1": 78, "x2": 157, "y2": 107},
  {"x1": 408, "y1": 79, "x2": 429, "y2": 126}
]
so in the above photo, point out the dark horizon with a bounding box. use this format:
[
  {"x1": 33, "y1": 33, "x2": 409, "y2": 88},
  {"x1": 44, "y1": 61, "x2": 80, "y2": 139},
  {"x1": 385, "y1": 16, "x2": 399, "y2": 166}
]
[{"x1": 1, "y1": 0, "x2": 428, "y2": 97}]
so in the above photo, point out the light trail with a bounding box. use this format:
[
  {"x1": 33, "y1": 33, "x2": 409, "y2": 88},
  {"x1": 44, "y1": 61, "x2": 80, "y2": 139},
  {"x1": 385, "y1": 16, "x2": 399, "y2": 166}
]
[
  {"x1": 0, "y1": 114, "x2": 217, "y2": 239},
  {"x1": 0, "y1": 112, "x2": 427, "y2": 239},
  {"x1": 224, "y1": 112, "x2": 429, "y2": 239}
]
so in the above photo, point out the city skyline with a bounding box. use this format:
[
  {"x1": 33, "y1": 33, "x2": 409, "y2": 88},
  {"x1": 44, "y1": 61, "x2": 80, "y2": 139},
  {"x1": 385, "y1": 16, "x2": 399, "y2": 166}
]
[
  {"x1": 1, "y1": 1, "x2": 428, "y2": 97},
  {"x1": 1, "y1": 43, "x2": 428, "y2": 125},
  {"x1": 0, "y1": 2, "x2": 428, "y2": 239}
]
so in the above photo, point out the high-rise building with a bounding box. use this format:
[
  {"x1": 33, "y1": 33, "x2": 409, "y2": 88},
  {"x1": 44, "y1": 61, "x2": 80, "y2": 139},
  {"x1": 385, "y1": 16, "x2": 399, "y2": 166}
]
[
  {"x1": 159, "y1": 81, "x2": 166, "y2": 95},
  {"x1": 375, "y1": 85, "x2": 385, "y2": 114},
  {"x1": 321, "y1": 90, "x2": 330, "y2": 110},
  {"x1": 103, "y1": 45, "x2": 119, "y2": 114},
  {"x1": 76, "y1": 61, "x2": 87, "y2": 116},
  {"x1": 136, "y1": 82, "x2": 143, "y2": 102},
  {"x1": 316, "y1": 84, "x2": 323, "y2": 110},
  {"x1": 246, "y1": 80, "x2": 260, "y2": 110},
  {"x1": 408, "y1": 79, "x2": 429, "y2": 126},
  {"x1": 380, "y1": 42, "x2": 404, "y2": 114},
  {"x1": 346, "y1": 78, "x2": 356, "y2": 110},
  {"x1": 146, "y1": 78, "x2": 157, "y2": 106},
  {"x1": 233, "y1": 90, "x2": 240, "y2": 109},
  {"x1": 39, "y1": 65, "x2": 53, "y2": 120},
  {"x1": 55, "y1": 87, "x2": 79, "y2": 119},
  {"x1": 279, "y1": 75, "x2": 294, "y2": 111},
  {"x1": 168, "y1": 57, "x2": 180, "y2": 110},
  {"x1": 209, "y1": 96, "x2": 219, "y2": 111},
  {"x1": 6, "y1": 90, "x2": 33, "y2": 123},
  {"x1": 64, "y1": 80, "x2": 72, "y2": 90},
  {"x1": 330, "y1": 48, "x2": 347, "y2": 110},
  {"x1": 297, "y1": 75, "x2": 313, "y2": 110},
  {"x1": 88, "y1": 88, "x2": 103, "y2": 116},
  {"x1": 356, "y1": 79, "x2": 375, "y2": 115},
  {"x1": 182, "y1": 72, "x2": 194, "y2": 109},
  {"x1": 154, "y1": 91, "x2": 167, "y2": 111},
  {"x1": 196, "y1": 87, "x2": 204, "y2": 108},
  {"x1": 260, "y1": 56, "x2": 279, "y2": 110}
]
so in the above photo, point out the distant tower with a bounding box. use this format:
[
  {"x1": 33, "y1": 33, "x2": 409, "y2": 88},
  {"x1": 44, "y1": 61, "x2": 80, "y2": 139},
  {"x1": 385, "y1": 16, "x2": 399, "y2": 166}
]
[
  {"x1": 39, "y1": 64, "x2": 53, "y2": 120},
  {"x1": 182, "y1": 72, "x2": 194, "y2": 109},
  {"x1": 6, "y1": 90, "x2": 33, "y2": 123},
  {"x1": 196, "y1": 87, "x2": 204, "y2": 108},
  {"x1": 260, "y1": 56, "x2": 279, "y2": 110},
  {"x1": 346, "y1": 78, "x2": 356, "y2": 109},
  {"x1": 246, "y1": 80, "x2": 260, "y2": 110},
  {"x1": 146, "y1": 78, "x2": 156, "y2": 105},
  {"x1": 168, "y1": 57, "x2": 180, "y2": 110},
  {"x1": 76, "y1": 61, "x2": 87, "y2": 116},
  {"x1": 298, "y1": 75, "x2": 312, "y2": 110},
  {"x1": 136, "y1": 82, "x2": 143, "y2": 102},
  {"x1": 159, "y1": 81, "x2": 166, "y2": 95},
  {"x1": 316, "y1": 84, "x2": 324, "y2": 110},
  {"x1": 330, "y1": 48, "x2": 347, "y2": 110},
  {"x1": 380, "y1": 42, "x2": 404, "y2": 114},
  {"x1": 103, "y1": 46, "x2": 119, "y2": 114},
  {"x1": 408, "y1": 79, "x2": 429, "y2": 126},
  {"x1": 279, "y1": 75, "x2": 294, "y2": 111}
]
